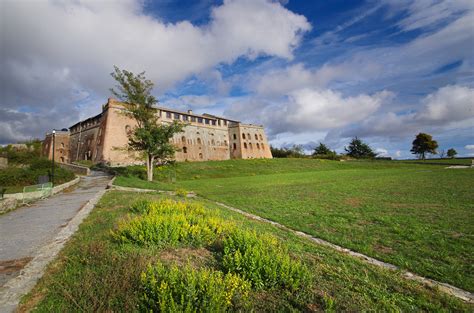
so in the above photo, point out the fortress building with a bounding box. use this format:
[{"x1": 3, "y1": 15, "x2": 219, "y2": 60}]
[{"x1": 42, "y1": 98, "x2": 272, "y2": 165}]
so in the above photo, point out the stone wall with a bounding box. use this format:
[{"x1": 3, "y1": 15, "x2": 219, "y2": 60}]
[{"x1": 59, "y1": 163, "x2": 90, "y2": 176}]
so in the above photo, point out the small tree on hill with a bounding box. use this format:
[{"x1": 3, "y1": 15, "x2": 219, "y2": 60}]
[
  {"x1": 110, "y1": 66, "x2": 185, "y2": 181},
  {"x1": 410, "y1": 133, "x2": 438, "y2": 160},
  {"x1": 313, "y1": 143, "x2": 331, "y2": 156},
  {"x1": 345, "y1": 137, "x2": 377, "y2": 158},
  {"x1": 447, "y1": 148, "x2": 457, "y2": 158}
]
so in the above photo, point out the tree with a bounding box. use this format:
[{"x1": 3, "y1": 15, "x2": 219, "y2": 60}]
[
  {"x1": 345, "y1": 137, "x2": 377, "y2": 158},
  {"x1": 447, "y1": 148, "x2": 457, "y2": 158},
  {"x1": 110, "y1": 66, "x2": 185, "y2": 181},
  {"x1": 410, "y1": 133, "x2": 438, "y2": 160},
  {"x1": 312, "y1": 143, "x2": 331, "y2": 156}
]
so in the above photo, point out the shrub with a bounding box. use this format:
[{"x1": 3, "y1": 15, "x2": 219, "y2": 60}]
[
  {"x1": 174, "y1": 188, "x2": 188, "y2": 197},
  {"x1": 222, "y1": 230, "x2": 311, "y2": 291},
  {"x1": 113, "y1": 199, "x2": 233, "y2": 248},
  {"x1": 141, "y1": 263, "x2": 250, "y2": 312}
]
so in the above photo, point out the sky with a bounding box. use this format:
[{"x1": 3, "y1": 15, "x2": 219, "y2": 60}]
[{"x1": 1, "y1": 0, "x2": 473, "y2": 158}]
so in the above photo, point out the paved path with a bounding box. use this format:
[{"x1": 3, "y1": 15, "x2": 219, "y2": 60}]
[{"x1": 0, "y1": 171, "x2": 111, "y2": 287}]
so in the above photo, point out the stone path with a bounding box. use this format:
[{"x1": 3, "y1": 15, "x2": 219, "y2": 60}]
[{"x1": 0, "y1": 171, "x2": 111, "y2": 312}]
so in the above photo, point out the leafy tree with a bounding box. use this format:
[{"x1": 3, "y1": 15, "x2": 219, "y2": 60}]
[
  {"x1": 270, "y1": 145, "x2": 306, "y2": 158},
  {"x1": 344, "y1": 137, "x2": 377, "y2": 158},
  {"x1": 410, "y1": 133, "x2": 438, "y2": 160},
  {"x1": 110, "y1": 66, "x2": 185, "y2": 181},
  {"x1": 447, "y1": 148, "x2": 457, "y2": 158},
  {"x1": 312, "y1": 143, "x2": 331, "y2": 156}
]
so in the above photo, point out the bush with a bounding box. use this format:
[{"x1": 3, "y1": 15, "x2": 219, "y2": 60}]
[
  {"x1": 113, "y1": 199, "x2": 234, "y2": 248},
  {"x1": 222, "y1": 230, "x2": 311, "y2": 290},
  {"x1": 141, "y1": 263, "x2": 250, "y2": 312}
]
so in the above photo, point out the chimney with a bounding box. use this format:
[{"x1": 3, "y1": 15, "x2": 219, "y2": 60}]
[{"x1": 187, "y1": 110, "x2": 193, "y2": 114}]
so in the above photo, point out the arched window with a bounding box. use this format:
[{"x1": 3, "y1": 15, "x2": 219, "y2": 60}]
[
  {"x1": 242, "y1": 133, "x2": 246, "y2": 139},
  {"x1": 199, "y1": 153, "x2": 203, "y2": 159},
  {"x1": 233, "y1": 143, "x2": 237, "y2": 150},
  {"x1": 233, "y1": 134, "x2": 237, "y2": 140},
  {"x1": 257, "y1": 143, "x2": 260, "y2": 149},
  {"x1": 244, "y1": 143, "x2": 247, "y2": 149},
  {"x1": 197, "y1": 138, "x2": 202, "y2": 145},
  {"x1": 224, "y1": 140, "x2": 227, "y2": 146},
  {"x1": 183, "y1": 147, "x2": 187, "y2": 153},
  {"x1": 259, "y1": 134, "x2": 263, "y2": 140},
  {"x1": 255, "y1": 134, "x2": 258, "y2": 140},
  {"x1": 247, "y1": 133, "x2": 250, "y2": 140},
  {"x1": 60, "y1": 157, "x2": 65, "y2": 163},
  {"x1": 181, "y1": 136, "x2": 186, "y2": 143}
]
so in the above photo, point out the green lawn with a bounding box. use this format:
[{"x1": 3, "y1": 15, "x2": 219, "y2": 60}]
[
  {"x1": 20, "y1": 191, "x2": 471, "y2": 311},
  {"x1": 398, "y1": 158, "x2": 473, "y2": 165},
  {"x1": 115, "y1": 158, "x2": 474, "y2": 292}
]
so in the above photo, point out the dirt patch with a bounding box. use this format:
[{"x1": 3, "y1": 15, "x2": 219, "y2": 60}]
[
  {"x1": 344, "y1": 197, "x2": 362, "y2": 207},
  {"x1": 0, "y1": 257, "x2": 33, "y2": 274},
  {"x1": 373, "y1": 244, "x2": 394, "y2": 254},
  {"x1": 159, "y1": 247, "x2": 216, "y2": 268}
]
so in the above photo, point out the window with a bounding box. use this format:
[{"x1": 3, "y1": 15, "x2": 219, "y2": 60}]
[
  {"x1": 181, "y1": 136, "x2": 186, "y2": 143},
  {"x1": 233, "y1": 134, "x2": 237, "y2": 140},
  {"x1": 244, "y1": 143, "x2": 247, "y2": 149},
  {"x1": 261, "y1": 143, "x2": 265, "y2": 149},
  {"x1": 205, "y1": 119, "x2": 210, "y2": 125},
  {"x1": 183, "y1": 147, "x2": 187, "y2": 153},
  {"x1": 224, "y1": 140, "x2": 227, "y2": 146},
  {"x1": 199, "y1": 153, "x2": 203, "y2": 159},
  {"x1": 166, "y1": 112, "x2": 171, "y2": 118},
  {"x1": 182, "y1": 115, "x2": 188, "y2": 121},
  {"x1": 257, "y1": 143, "x2": 260, "y2": 149},
  {"x1": 259, "y1": 134, "x2": 263, "y2": 140},
  {"x1": 61, "y1": 143, "x2": 65, "y2": 148},
  {"x1": 247, "y1": 133, "x2": 251, "y2": 140},
  {"x1": 60, "y1": 157, "x2": 64, "y2": 163},
  {"x1": 211, "y1": 139, "x2": 215, "y2": 145},
  {"x1": 212, "y1": 120, "x2": 216, "y2": 126},
  {"x1": 174, "y1": 113, "x2": 180, "y2": 120},
  {"x1": 233, "y1": 143, "x2": 237, "y2": 150},
  {"x1": 191, "y1": 116, "x2": 196, "y2": 122},
  {"x1": 197, "y1": 138, "x2": 202, "y2": 145},
  {"x1": 224, "y1": 120, "x2": 228, "y2": 126},
  {"x1": 198, "y1": 117, "x2": 203, "y2": 123},
  {"x1": 242, "y1": 133, "x2": 246, "y2": 139},
  {"x1": 255, "y1": 134, "x2": 258, "y2": 140}
]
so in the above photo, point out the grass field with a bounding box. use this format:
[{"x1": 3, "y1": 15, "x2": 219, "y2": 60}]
[
  {"x1": 115, "y1": 158, "x2": 474, "y2": 292},
  {"x1": 20, "y1": 191, "x2": 471, "y2": 311}
]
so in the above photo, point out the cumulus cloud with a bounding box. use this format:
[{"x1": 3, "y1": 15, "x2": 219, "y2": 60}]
[
  {"x1": 338, "y1": 85, "x2": 474, "y2": 139},
  {"x1": 0, "y1": 0, "x2": 310, "y2": 143},
  {"x1": 466, "y1": 145, "x2": 474, "y2": 150},
  {"x1": 225, "y1": 88, "x2": 393, "y2": 135}
]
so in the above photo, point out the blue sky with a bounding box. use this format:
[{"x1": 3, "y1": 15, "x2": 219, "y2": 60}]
[{"x1": 2, "y1": 0, "x2": 473, "y2": 158}]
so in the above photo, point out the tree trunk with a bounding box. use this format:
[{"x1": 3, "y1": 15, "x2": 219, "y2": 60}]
[{"x1": 147, "y1": 154, "x2": 154, "y2": 181}]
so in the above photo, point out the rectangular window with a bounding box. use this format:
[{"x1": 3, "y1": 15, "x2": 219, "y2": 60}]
[
  {"x1": 166, "y1": 112, "x2": 171, "y2": 118},
  {"x1": 182, "y1": 115, "x2": 188, "y2": 121},
  {"x1": 224, "y1": 120, "x2": 228, "y2": 126},
  {"x1": 205, "y1": 119, "x2": 210, "y2": 125},
  {"x1": 174, "y1": 113, "x2": 180, "y2": 120},
  {"x1": 198, "y1": 117, "x2": 203, "y2": 123},
  {"x1": 191, "y1": 116, "x2": 196, "y2": 122},
  {"x1": 212, "y1": 120, "x2": 216, "y2": 126}
]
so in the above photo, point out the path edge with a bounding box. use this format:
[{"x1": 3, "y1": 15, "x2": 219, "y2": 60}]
[{"x1": 0, "y1": 177, "x2": 113, "y2": 312}]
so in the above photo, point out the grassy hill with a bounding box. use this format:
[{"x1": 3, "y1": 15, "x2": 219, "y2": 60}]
[{"x1": 115, "y1": 158, "x2": 474, "y2": 292}]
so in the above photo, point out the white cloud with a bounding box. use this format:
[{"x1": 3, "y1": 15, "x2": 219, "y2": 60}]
[
  {"x1": 465, "y1": 145, "x2": 474, "y2": 150},
  {"x1": 1, "y1": 0, "x2": 310, "y2": 143},
  {"x1": 338, "y1": 84, "x2": 474, "y2": 139},
  {"x1": 375, "y1": 148, "x2": 389, "y2": 156},
  {"x1": 225, "y1": 88, "x2": 393, "y2": 135}
]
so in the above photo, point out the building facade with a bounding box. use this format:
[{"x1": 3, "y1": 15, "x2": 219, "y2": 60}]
[{"x1": 43, "y1": 98, "x2": 272, "y2": 165}]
